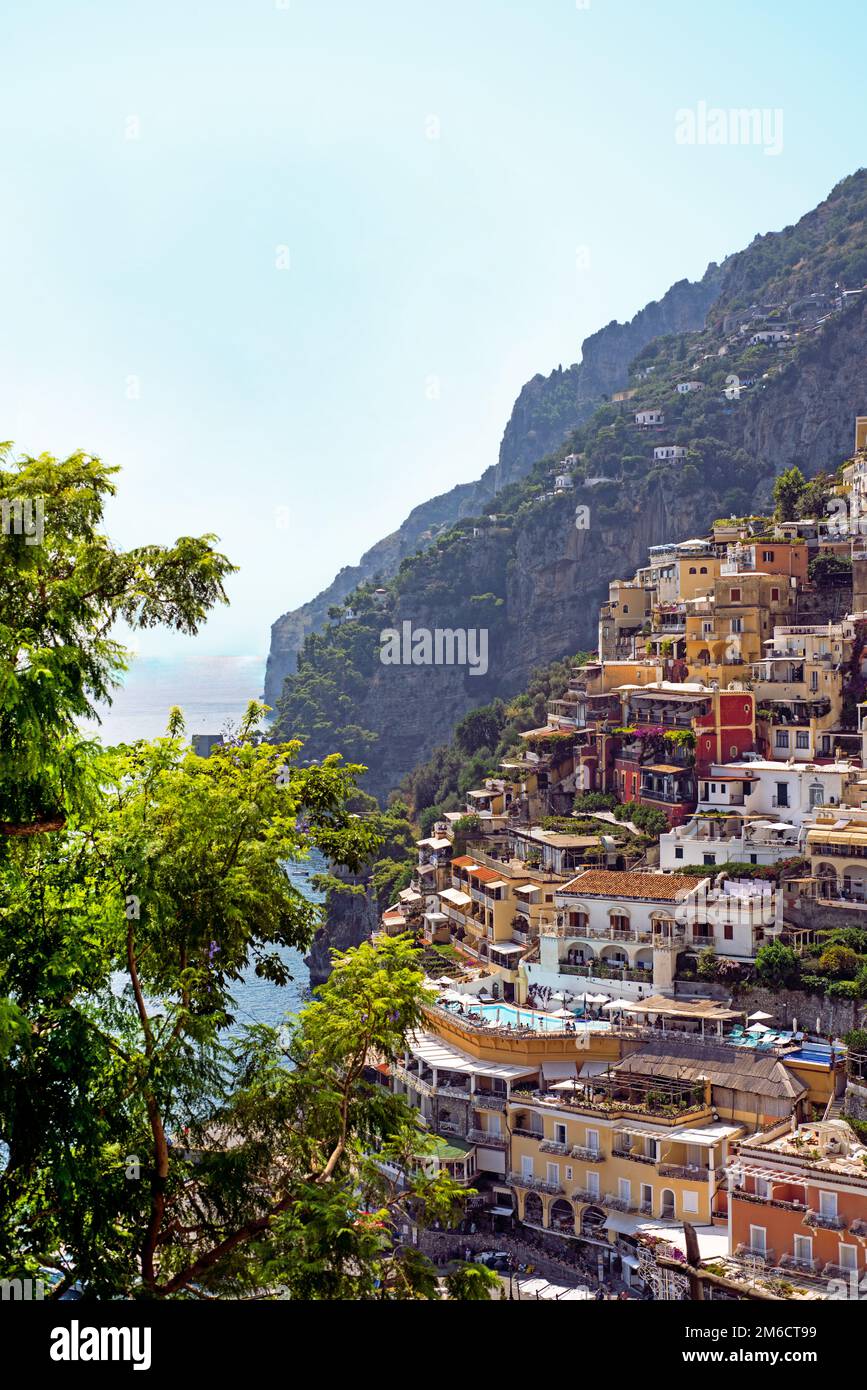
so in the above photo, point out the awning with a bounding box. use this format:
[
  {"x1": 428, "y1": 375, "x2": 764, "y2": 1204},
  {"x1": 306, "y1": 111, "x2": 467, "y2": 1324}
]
[
  {"x1": 486, "y1": 880, "x2": 509, "y2": 890},
  {"x1": 416, "y1": 863, "x2": 436, "y2": 876},
  {"x1": 513, "y1": 884, "x2": 541, "y2": 897},
  {"x1": 541, "y1": 1060, "x2": 578, "y2": 1081},
  {"x1": 440, "y1": 888, "x2": 472, "y2": 907},
  {"x1": 667, "y1": 1124, "x2": 740, "y2": 1146},
  {"x1": 489, "y1": 942, "x2": 525, "y2": 956},
  {"x1": 579, "y1": 1060, "x2": 611, "y2": 1078}
]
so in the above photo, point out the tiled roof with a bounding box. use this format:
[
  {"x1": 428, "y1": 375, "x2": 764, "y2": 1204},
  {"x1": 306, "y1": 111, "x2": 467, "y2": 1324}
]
[{"x1": 559, "y1": 869, "x2": 703, "y2": 901}]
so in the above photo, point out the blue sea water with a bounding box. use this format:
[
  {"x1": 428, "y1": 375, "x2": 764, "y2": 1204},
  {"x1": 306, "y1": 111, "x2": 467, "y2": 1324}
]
[{"x1": 84, "y1": 654, "x2": 313, "y2": 1025}]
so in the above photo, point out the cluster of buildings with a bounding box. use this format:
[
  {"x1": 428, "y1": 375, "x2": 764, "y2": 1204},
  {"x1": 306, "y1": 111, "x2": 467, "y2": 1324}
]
[{"x1": 371, "y1": 417, "x2": 867, "y2": 1296}]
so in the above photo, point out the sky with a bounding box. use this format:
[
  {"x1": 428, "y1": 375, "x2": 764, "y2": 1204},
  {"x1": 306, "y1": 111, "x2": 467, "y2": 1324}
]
[{"x1": 0, "y1": 0, "x2": 864, "y2": 665}]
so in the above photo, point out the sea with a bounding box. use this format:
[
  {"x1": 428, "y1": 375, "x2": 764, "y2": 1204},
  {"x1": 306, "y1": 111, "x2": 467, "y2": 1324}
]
[{"x1": 82, "y1": 654, "x2": 315, "y2": 1029}]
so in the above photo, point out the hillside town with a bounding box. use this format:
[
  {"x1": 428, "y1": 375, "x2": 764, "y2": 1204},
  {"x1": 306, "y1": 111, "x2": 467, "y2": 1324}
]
[{"x1": 374, "y1": 417, "x2": 867, "y2": 1300}]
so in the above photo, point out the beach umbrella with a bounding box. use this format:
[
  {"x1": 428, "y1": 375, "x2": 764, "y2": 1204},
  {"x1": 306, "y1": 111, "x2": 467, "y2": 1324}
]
[
  {"x1": 439, "y1": 989, "x2": 465, "y2": 1004},
  {"x1": 551, "y1": 1008, "x2": 575, "y2": 1019},
  {"x1": 551, "y1": 992, "x2": 568, "y2": 1003},
  {"x1": 746, "y1": 1021, "x2": 771, "y2": 1034},
  {"x1": 437, "y1": 976, "x2": 455, "y2": 986},
  {"x1": 573, "y1": 991, "x2": 596, "y2": 1004},
  {"x1": 587, "y1": 993, "x2": 610, "y2": 1004},
  {"x1": 602, "y1": 998, "x2": 633, "y2": 1011},
  {"x1": 747, "y1": 1010, "x2": 774, "y2": 1022}
]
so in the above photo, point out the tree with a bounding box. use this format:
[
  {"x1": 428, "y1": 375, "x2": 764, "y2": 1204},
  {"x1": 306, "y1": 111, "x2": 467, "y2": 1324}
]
[
  {"x1": 773, "y1": 466, "x2": 807, "y2": 521},
  {"x1": 0, "y1": 448, "x2": 235, "y2": 835},
  {"x1": 817, "y1": 945, "x2": 862, "y2": 980},
  {"x1": 753, "y1": 941, "x2": 801, "y2": 990},
  {"x1": 0, "y1": 451, "x2": 491, "y2": 1300}
]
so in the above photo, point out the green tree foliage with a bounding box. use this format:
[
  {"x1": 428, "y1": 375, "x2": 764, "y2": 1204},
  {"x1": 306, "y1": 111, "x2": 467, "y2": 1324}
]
[
  {"x1": 773, "y1": 466, "x2": 807, "y2": 521},
  {"x1": 753, "y1": 941, "x2": 801, "y2": 990},
  {"x1": 0, "y1": 448, "x2": 235, "y2": 834}
]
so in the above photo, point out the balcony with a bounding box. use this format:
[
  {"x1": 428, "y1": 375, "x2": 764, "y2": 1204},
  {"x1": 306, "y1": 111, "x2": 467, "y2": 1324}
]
[
  {"x1": 805, "y1": 1208, "x2": 846, "y2": 1231},
  {"x1": 509, "y1": 1171, "x2": 564, "y2": 1195},
  {"x1": 539, "y1": 1140, "x2": 571, "y2": 1156},
  {"x1": 512, "y1": 1127, "x2": 544, "y2": 1141},
  {"x1": 658, "y1": 1163, "x2": 711, "y2": 1181},
  {"x1": 466, "y1": 1128, "x2": 508, "y2": 1150},
  {"x1": 571, "y1": 1145, "x2": 605, "y2": 1162}
]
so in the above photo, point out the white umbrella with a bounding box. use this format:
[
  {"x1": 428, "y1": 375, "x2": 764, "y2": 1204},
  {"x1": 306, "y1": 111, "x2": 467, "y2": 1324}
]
[
  {"x1": 587, "y1": 993, "x2": 610, "y2": 1004},
  {"x1": 573, "y1": 991, "x2": 596, "y2": 1004},
  {"x1": 439, "y1": 989, "x2": 466, "y2": 1004},
  {"x1": 437, "y1": 975, "x2": 455, "y2": 986},
  {"x1": 551, "y1": 1007, "x2": 575, "y2": 1019},
  {"x1": 550, "y1": 1078, "x2": 582, "y2": 1091},
  {"x1": 552, "y1": 992, "x2": 568, "y2": 1003},
  {"x1": 746, "y1": 1021, "x2": 771, "y2": 1034},
  {"x1": 602, "y1": 998, "x2": 633, "y2": 1011},
  {"x1": 747, "y1": 1010, "x2": 774, "y2": 1022}
]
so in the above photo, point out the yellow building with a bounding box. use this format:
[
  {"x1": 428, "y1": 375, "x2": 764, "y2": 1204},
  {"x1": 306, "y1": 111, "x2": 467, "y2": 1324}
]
[{"x1": 507, "y1": 1071, "x2": 741, "y2": 1238}]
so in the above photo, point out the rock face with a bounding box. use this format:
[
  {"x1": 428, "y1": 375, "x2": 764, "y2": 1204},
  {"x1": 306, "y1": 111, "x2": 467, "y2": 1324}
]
[
  {"x1": 263, "y1": 270, "x2": 723, "y2": 706},
  {"x1": 305, "y1": 876, "x2": 378, "y2": 987},
  {"x1": 281, "y1": 292, "x2": 867, "y2": 805}
]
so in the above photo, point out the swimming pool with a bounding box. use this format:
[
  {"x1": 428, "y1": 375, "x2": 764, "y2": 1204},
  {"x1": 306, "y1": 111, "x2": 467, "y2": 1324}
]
[{"x1": 474, "y1": 1004, "x2": 611, "y2": 1033}]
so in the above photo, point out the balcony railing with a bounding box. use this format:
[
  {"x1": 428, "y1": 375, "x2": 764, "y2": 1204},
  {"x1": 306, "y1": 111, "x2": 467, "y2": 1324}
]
[
  {"x1": 539, "y1": 1140, "x2": 571, "y2": 1156},
  {"x1": 735, "y1": 1244, "x2": 774, "y2": 1264},
  {"x1": 508, "y1": 1172, "x2": 564, "y2": 1194},
  {"x1": 805, "y1": 1208, "x2": 846, "y2": 1231},
  {"x1": 571, "y1": 1145, "x2": 604, "y2": 1162},
  {"x1": 658, "y1": 1163, "x2": 711, "y2": 1181},
  {"x1": 466, "y1": 1128, "x2": 508, "y2": 1150}
]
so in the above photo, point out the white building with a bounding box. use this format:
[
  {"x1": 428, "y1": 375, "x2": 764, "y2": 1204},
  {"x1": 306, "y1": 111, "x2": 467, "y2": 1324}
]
[
  {"x1": 749, "y1": 330, "x2": 790, "y2": 345},
  {"x1": 661, "y1": 810, "x2": 801, "y2": 871},
  {"x1": 635, "y1": 409, "x2": 665, "y2": 427},
  {"x1": 676, "y1": 381, "x2": 705, "y2": 394},
  {"x1": 696, "y1": 758, "x2": 861, "y2": 829},
  {"x1": 653, "y1": 445, "x2": 689, "y2": 462}
]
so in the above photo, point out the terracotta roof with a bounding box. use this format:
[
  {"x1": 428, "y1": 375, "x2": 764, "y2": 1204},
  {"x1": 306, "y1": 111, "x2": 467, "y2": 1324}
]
[
  {"x1": 467, "y1": 864, "x2": 502, "y2": 884},
  {"x1": 451, "y1": 856, "x2": 476, "y2": 868},
  {"x1": 559, "y1": 869, "x2": 703, "y2": 901}
]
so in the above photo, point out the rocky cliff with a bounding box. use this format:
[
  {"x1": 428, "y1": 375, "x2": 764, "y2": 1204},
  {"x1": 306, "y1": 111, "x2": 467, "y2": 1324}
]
[{"x1": 264, "y1": 271, "x2": 723, "y2": 705}]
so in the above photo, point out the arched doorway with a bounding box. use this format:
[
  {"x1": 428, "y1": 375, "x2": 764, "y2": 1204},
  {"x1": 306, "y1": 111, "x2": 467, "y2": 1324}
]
[
  {"x1": 549, "y1": 1198, "x2": 575, "y2": 1233},
  {"x1": 523, "y1": 1192, "x2": 543, "y2": 1227},
  {"x1": 814, "y1": 863, "x2": 838, "y2": 900},
  {"x1": 660, "y1": 1188, "x2": 675, "y2": 1220},
  {"x1": 580, "y1": 1205, "x2": 607, "y2": 1238}
]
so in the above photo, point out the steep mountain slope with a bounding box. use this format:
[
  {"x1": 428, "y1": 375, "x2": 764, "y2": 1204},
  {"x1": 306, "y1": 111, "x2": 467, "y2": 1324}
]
[
  {"x1": 273, "y1": 170, "x2": 867, "y2": 803},
  {"x1": 264, "y1": 271, "x2": 722, "y2": 704}
]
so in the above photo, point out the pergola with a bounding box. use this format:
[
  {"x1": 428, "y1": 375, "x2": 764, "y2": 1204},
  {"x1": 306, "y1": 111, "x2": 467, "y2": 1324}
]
[{"x1": 620, "y1": 994, "x2": 743, "y2": 1038}]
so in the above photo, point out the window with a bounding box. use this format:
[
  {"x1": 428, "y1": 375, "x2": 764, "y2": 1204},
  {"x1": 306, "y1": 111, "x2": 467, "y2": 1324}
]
[
  {"x1": 796, "y1": 731, "x2": 809, "y2": 750},
  {"x1": 731, "y1": 617, "x2": 743, "y2": 633},
  {"x1": 793, "y1": 1235, "x2": 813, "y2": 1264},
  {"x1": 586, "y1": 1171, "x2": 600, "y2": 1198},
  {"x1": 623, "y1": 604, "x2": 629, "y2": 614},
  {"x1": 703, "y1": 853, "x2": 715, "y2": 866},
  {"x1": 838, "y1": 1244, "x2": 858, "y2": 1272},
  {"x1": 585, "y1": 1129, "x2": 600, "y2": 1154},
  {"x1": 811, "y1": 671, "x2": 819, "y2": 691},
  {"x1": 724, "y1": 923, "x2": 733, "y2": 940},
  {"x1": 565, "y1": 1166, "x2": 573, "y2": 1181},
  {"x1": 700, "y1": 566, "x2": 707, "y2": 574},
  {"x1": 555, "y1": 1124, "x2": 567, "y2": 1146},
  {"x1": 674, "y1": 847, "x2": 683, "y2": 860},
  {"x1": 749, "y1": 1225, "x2": 767, "y2": 1255},
  {"x1": 755, "y1": 1178, "x2": 770, "y2": 1199},
  {"x1": 775, "y1": 730, "x2": 790, "y2": 749},
  {"x1": 546, "y1": 1162, "x2": 560, "y2": 1186},
  {"x1": 730, "y1": 588, "x2": 741, "y2": 602},
  {"x1": 750, "y1": 854, "x2": 758, "y2": 865},
  {"x1": 521, "y1": 1155, "x2": 534, "y2": 1179},
  {"x1": 762, "y1": 551, "x2": 775, "y2": 563},
  {"x1": 819, "y1": 1190, "x2": 838, "y2": 1219},
  {"x1": 775, "y1": 783, "x2": 789, "y2": 808},
  {"x1": 771, "y1": 587, "x2": 780, "y2": 601},
  {"x1": 641, "y1": 1183, "x2": 653, "y2": 1211},
  {"x1": 689, "y1": 567, "x2": 697, "y2": 575},
  {"x1": 618, "y1": 1178, "x2": 632, "y2": 1205},
  {"x1": 682, "y1": 1190, "x2": 699, "y2": 1214}
]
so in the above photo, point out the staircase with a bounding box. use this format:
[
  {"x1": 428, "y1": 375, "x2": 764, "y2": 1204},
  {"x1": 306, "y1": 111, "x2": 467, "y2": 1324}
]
[{"x1": 823, "y1": 1091, "x2": 845, "y2": 1121}]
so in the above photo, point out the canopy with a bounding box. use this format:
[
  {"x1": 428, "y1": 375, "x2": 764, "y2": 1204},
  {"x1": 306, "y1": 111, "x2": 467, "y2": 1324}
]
[
  {"x1": 440, "y1": 888, "x2": 471, "y2": 907},
  {"x1": 747, "y1": 1021, "x2": 771, "y2": 1034},
  {"x1": 747, "y1": 1011, "x2": 774, "y2": 1022},
  {"x1": 541, "y1": 1060, "x2": 578, "y2": 1081}
]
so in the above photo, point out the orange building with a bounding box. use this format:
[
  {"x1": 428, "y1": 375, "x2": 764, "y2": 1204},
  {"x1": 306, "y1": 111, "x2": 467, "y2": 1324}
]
[{"x1": 729, "y1": 1119, "x2": 867, "y2": 1285}]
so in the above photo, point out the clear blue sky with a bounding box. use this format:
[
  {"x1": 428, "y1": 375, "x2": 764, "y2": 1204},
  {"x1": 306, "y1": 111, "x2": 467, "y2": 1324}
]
[{"x1": 0, "y1": 0, "x2": 864, "y2": 660}]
